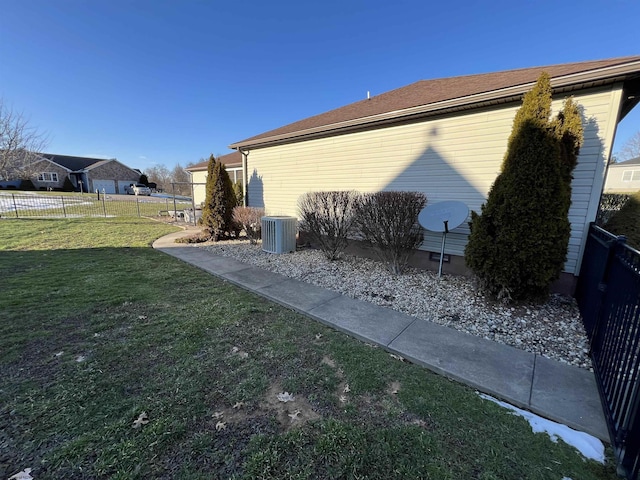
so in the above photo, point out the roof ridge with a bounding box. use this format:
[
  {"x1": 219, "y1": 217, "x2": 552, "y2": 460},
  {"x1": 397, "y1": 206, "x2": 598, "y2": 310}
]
[
  {"x1": 230, "y1": 55, "x2": 640, "y2": 149},
  {"x1": 414, "y1": 55, "x2": 640, "y2": 83}
]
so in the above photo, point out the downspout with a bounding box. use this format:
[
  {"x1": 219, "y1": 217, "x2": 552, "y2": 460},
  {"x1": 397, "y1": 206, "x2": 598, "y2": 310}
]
[{"x1": 236, "y1": 147, "x2": 249, "y2": 207}]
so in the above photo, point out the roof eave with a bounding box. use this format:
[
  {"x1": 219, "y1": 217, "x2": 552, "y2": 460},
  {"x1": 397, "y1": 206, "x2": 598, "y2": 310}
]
[{"x1": 229, "y1": 61, "x2": 640, "y2": 150}]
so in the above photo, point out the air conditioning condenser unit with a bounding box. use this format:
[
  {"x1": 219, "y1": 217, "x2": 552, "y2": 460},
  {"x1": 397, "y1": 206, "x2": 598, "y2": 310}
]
[{"x1": 261, "y1": 216, "x2": 297, "y2": 254}]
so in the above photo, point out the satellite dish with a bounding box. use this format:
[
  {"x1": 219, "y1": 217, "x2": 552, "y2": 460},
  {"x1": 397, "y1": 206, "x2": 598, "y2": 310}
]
[
  {"x1": 418, "y1": 201, "x2": 469, "y2": 233},
  {"x1": 418, "y1": 201, "x2": 469, "y2": 277}
]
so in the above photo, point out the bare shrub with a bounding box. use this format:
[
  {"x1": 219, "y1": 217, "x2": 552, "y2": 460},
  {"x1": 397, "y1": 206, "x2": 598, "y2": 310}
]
[
  {"x1": 354, "y1": 191, "x2": 427, "y2": 274},
  {"x1": 597, "y1": 193, "x2": 631, "y2": 226},
  {"x1": 233, "y1": 206, "x2": 265, "y2": 244},
  {"x1": 298, "y1": 191, "x2": 358, "y2": 260}
]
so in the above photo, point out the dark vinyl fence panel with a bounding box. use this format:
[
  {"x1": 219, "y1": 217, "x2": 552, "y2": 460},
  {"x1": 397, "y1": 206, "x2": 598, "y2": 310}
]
[{"x1": 576, "y1": 224, "x2": 640, "y2": 480}]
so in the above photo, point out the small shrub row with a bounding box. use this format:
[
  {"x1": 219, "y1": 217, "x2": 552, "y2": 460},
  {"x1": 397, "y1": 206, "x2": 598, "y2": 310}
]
[
  {"x1": 298, "y1": 190, "x2": 426, "y2": 274},
  {"x1": 180, "y1": 207, "x2": 264, "y2": 245}
]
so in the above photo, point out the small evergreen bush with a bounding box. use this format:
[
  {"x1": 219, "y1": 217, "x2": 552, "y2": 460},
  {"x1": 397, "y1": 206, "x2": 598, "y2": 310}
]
[
  {"x1": 201, "y1": 155, "x2": 238, "y2": 241},
  {"x1": 19, "y1": 178, "x2": 35, "y2": 190},
  {"x1": 354, "y1": 191, "x2": 426, "y2": 274},
  {"x1": 233, "y1": 181, "x2": 244, "y2": 206},
  {"x1": 298, "y1": 191, "x2": 358, "y2": 261},
  {"x1": 62, "y1": 176, "x2": 75, "y2": 192},
  {"x1": 233, "y1": 206, "x2": 265, "y2": 245}
]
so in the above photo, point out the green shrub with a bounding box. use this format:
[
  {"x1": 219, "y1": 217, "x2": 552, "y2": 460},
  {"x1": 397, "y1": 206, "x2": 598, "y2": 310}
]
[
  {"x1": 139, "y1": 174, "x2": 149, "y2": 186},
  {"x1": 19, "y1": 178, "x2": 35, "y2": 190},
  {"x1": 354, "y1": 191, "x2": 426, "y2": 274},
  {"x1": 464, "y1": 73, "x2": 583, "y2": 302},
  {"x1": 233, "y1": 180, "x2": 244, "y2": 206},
  {"x1": 174, "y1": 231, "x2": 210, "y2": 244},
  {"x1": 62, "y1": 176, "x2": 75, "y2": 192},
  {"x1": 603, "y1": 191, "x2": 640, "y2": 249},
  {"x1": 298, "y1": 191, "x2": 359, "y2": 260},
  {"x1": 201, "y1": 155, "x2": 237, "y2": 241}
]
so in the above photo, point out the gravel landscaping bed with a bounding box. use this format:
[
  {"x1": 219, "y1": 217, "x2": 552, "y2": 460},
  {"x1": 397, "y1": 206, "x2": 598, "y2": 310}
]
[{"x1": 200, "y1": 241, "x2": 592, "y2": 370}]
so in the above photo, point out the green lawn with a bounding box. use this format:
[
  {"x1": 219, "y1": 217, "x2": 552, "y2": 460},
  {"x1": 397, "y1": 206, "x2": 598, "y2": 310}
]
[{"x1": 0, "y1": 218, "x2": 618, "y2": 479}]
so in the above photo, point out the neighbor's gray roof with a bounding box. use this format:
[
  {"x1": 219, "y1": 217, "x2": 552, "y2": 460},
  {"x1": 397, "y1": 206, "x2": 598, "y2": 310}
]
[
  {"x1": 230, "y1": 55, "x2": 640, "y2": 150},
  {"x1": 41, "y1": 153, "x2": 111, "y2": 171},
  {"x1": 41, "y1": 154, "x2": 140, "y2": 175},
  {"x1": 611, "y1": 156, "x2": 640, "y2": 166}
]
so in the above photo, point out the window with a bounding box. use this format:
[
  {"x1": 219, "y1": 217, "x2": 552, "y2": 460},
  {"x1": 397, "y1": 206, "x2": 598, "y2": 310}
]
[
  {"x1": 37, "y1": 172, "x2": 59, "y2": 182},
  {"x1": 622, "y1": 170, "x2": 640, "y2": 182},
  {"x1": 228, "y1": 167, "x2": 243, "y2": 184}
]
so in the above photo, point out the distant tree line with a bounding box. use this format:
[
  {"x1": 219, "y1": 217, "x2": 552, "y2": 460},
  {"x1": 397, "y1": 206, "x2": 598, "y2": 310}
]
[{"x1": 143, "y1": 163, "x2": 194, "y2": 196}]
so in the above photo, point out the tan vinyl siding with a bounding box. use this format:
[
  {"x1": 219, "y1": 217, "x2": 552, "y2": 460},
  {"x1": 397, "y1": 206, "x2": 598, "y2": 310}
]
[
  {"x1": 247, "y1": 85, "x2": 622, "y2": 275},
  {"x1": 190, "y1": 167, "x2": 243, "y2": 207},
  {"x1": 191, "y1": 171, "x2": 207, "y2": 206}
]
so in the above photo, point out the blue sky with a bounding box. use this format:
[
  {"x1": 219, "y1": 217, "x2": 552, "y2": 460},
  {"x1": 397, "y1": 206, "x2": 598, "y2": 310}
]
[{"x1": 1, "y1": 0, "x2": 639, "y2": 172}]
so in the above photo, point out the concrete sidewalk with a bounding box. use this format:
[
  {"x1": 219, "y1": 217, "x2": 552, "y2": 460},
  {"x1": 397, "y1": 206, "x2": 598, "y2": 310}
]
[{"x1": 153, "y1": 230, "x2": 609, "y2": 442}]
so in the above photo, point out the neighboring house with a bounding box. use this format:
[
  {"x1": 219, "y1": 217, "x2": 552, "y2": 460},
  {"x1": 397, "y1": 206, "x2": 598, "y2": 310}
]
[
  {"x1": 604, "y1": 157, "x2": 640, "y2": 193},
  {"x1": 229, "y1": 55, "x2": 640, "y2": 288},
  {"x1": 186, "y1": 151, "x2": 243, "y2": 206},
  {"x1": 30, "y1": 154, "x2": 141, "y2": 193}
]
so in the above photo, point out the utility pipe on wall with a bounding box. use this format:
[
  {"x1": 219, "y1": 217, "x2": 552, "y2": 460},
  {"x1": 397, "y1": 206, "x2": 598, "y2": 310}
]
[{"x1": 237, "y1": 148, "x2": 249, "y2": 207}]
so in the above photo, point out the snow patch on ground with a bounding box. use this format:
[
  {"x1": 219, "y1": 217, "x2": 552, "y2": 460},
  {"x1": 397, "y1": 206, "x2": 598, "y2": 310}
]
[
  {"x1": 479, "y1": 393, "x2": 605, "y2": 463},
  {"x1": 0, "y1": 192, "x2": 93, "y2": 214}
]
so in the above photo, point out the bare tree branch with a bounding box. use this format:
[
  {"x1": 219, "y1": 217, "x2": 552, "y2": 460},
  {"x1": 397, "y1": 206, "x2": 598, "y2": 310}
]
[
  {"x1": 0, "y1": 99, "x2": 48, "y2": 180},
  {"x1": 144, "y1": 164, "x2": 171, "y2": 191},
  {"x1": 616, "y1": 130, "x2": 640, "y2": 162}
]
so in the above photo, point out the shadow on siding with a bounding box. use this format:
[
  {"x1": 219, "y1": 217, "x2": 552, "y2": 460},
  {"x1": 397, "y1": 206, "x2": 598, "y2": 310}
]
[{"x1": 248, "y1": 168, "x2": 264, "y2": 208}]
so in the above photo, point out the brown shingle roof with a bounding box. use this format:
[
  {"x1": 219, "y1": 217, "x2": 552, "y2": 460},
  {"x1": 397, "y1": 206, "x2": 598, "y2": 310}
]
[
  {"x1": 230, "y1": 56, "x2": 640, "y2": 149},
  {"x1": 186, "y1": 151, "x2": 242, "y2": 172}
]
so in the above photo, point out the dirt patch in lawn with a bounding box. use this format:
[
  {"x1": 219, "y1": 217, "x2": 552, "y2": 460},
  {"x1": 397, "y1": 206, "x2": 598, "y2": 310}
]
[{"x1": 262, "y1": 383, "x2": 321, "y2": 431}]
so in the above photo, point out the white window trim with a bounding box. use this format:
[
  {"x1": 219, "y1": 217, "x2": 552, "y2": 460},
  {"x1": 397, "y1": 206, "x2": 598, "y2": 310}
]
[{"x1": 37, "y1": 172, "x2": 59, "y2": 182}]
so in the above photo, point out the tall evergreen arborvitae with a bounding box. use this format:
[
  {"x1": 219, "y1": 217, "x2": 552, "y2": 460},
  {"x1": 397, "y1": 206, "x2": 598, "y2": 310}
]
[
  {"x1": 202, "y1": 155, "x2": 237, "y2": 241},
  {"x1": 464, "y1": 73, "x2": 583, "y2": 301},
  {"x1": 201, "y1": 154, "x2": 217, "y2": 238}
]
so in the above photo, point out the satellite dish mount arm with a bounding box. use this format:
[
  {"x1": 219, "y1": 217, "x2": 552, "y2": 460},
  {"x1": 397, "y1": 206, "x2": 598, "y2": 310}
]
[{"x1": 438, "y1": 222, "x2": 448, "y2": 278}]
